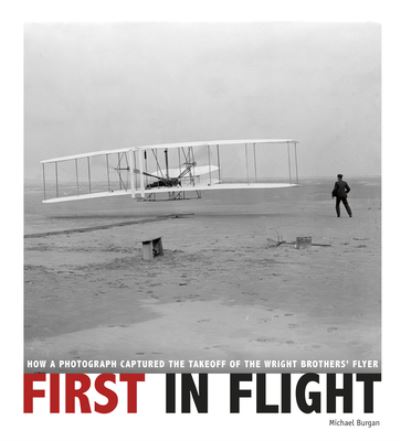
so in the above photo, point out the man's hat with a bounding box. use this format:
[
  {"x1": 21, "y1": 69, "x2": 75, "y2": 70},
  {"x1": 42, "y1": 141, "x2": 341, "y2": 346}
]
[{"x1": 337, "y1": 174, "x2": 343, "y2": 178}]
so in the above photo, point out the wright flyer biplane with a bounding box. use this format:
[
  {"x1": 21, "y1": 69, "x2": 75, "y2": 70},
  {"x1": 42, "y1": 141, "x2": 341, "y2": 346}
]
[{"x1": 40, "y1": 139, "x2": 299, "y2": 204}]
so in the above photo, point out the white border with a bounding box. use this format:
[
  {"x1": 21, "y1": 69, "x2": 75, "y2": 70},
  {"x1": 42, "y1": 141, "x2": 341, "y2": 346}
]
[{"x1": 2, "y1": 1, "x2": 398, "y2": 440}]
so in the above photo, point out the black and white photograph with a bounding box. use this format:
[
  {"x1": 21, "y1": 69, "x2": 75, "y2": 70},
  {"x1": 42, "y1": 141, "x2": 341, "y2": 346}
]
[{"x1": 24, "y1": 22, "x2": 381, "y2": 373}]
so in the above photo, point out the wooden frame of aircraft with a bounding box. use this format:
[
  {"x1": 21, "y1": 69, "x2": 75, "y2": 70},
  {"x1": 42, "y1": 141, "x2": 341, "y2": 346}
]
[{"x1": 40, "y1": 139, "x2": 299, "y2": 203}]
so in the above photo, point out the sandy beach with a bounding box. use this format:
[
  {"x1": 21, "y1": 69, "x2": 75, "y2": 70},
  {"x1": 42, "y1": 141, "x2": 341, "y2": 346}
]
[{"x1": 24, "y1": 178, "x2": 381, "y2": 372}]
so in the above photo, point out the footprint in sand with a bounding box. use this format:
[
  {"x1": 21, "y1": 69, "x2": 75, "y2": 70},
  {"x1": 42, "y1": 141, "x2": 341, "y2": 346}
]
[
  {"x1": 197, "y1": 318, "x2": 210, "y2": 323},
  {"x1": 255, "y1": 337, "x2": 275, "y2": 343},
  {"x1": 285, "y1": 340, "x2": 295, "y2": 345},
  {"x1": 327, "y1": 326, "x2": 338, "y2": 333},
  {"x1": 68, "y1": 350, "x2": 81, "y2": 359},
  {"x1": 136, "y1": 352, "x2": 145, "y2": 355},
  {"x1": 288, "y1": 323, "x2": 298, "y2": 328},
  {"x1": 284, "y1": 313, "x2": 294, "y2": 317},
  {"x1": 203, "y1": 344, "x2": 224, "y2": 350}
]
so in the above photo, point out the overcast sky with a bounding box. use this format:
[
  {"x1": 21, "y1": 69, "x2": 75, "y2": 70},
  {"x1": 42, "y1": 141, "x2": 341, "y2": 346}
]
[{"x1": 24, "y1": 23, "x2": 380, "y2": 180}]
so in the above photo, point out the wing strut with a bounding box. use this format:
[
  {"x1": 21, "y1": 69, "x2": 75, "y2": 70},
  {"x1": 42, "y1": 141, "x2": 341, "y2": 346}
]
[
  {"x1": 106, "y1": 154, "x2": 111, "y2": 191},
  {"x1": 253, "y1": 142, "x2": 257, "y2": 182},
  {"x1": 42, "y1": 163, "x2": 46, "y2": 200},
  {"x1": 144, "y1": 150, "x2": 148, "y2": 188},
  {"x1": 245, "y1": 143, "x2": 250, "y2": 184},
  {"x1": 207, "y1": 145, "x2": 212, "y2": 185},
  {"x1": 138, "y1": 150, "x2": 145, "y2": 198},
  {"x1": 87, "y1": 157, "x2": 92, "y2": 193},
  {"x1": 216, "y1": 144, "x2": 221, "y2": 183},
  {"x1": 55, "y1": 162, "x2": 59, "y2": 197},
  {"x1": 287, "y1": 141, "x2": 292, "y2": 184},
  {"x1": 164, "y1": 149, "x2": 170, "y2": 180},
  {"x1": 190, "y1": 147, "x2": 196, "y2": 185},
  {"x1": 129, "y1": 149, "x2": 135, "y2": 197},
  {"x1": 75, "y1": 158, "x2": 80, "y2": 194}
]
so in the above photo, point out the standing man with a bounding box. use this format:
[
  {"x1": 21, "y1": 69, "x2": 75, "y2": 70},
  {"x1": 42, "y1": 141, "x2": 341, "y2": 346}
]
[{"x1": 332, "y1": 174, "x2": 352, "y2": 218}]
